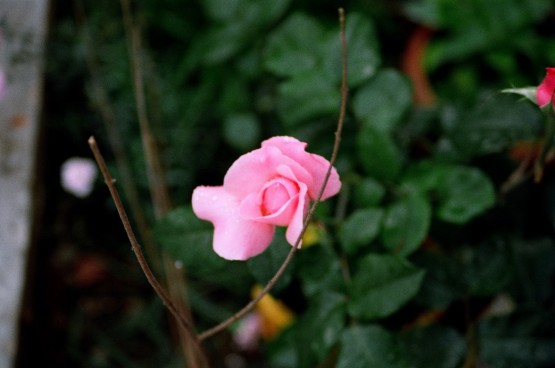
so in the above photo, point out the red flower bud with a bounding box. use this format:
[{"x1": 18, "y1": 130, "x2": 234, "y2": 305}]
[{"x1": 536, "y1": 67, "x2": 555, "y2": 107}]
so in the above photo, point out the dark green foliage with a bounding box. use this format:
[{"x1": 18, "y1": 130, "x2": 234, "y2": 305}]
[
  {"x1": 348, "y1": 254, "x2": 425, "y2": 320},
  {"x1": 48, "y1": 0, "x2": 555, "y2": 366}
]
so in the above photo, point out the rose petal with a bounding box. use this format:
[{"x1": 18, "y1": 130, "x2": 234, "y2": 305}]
[
  {"x1": 239, "y1": 177, "x2": 299, "y2": 226},
  {"x1": 285, "y1": 182, "x2": 308, "y2": 247},
  {"x1": 262, "y1": 136, "x2": 341, "y2": 200},
  {"x1": 537, "y1": 67, "x2": 555, "y2": 107},
  {"x1": 240, "y1": 192, "x2": 298, "y2": 226},
  {"x1": 270, "y1": 163, "x2": 310, "y2": 247},
  {"x1": 224, "y1": 145, "x2": 312, "y2": 200},
  {"x1": 192, "y1": 186, "x2": 275, "y2": 260}
]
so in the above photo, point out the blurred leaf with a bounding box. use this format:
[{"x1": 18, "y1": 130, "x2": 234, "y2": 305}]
[
  {"x1": 246, "y1": 0, "x2": 292, "y2": 26},
  {"x1": 381, "y1": 191, "x2": 431, "y2": 256},
  {"x1": 267, "y1": 327, "x2": 298, "y2": 368},
  {"x1": 413, "y1": 0, "x2": 553, "y2": 68},
  {"x1": 348, "y1": 254, "x2": 425, "y2": 320},
  {"x1": 223, "y1": 113, "x2": 261, "y2": 151},
  {"x1": 353, "y1": 177, "x2": 386, "y2": 207},
  {"x1": 509, "y1": 238, "x2": 555, "y2": 303},
  {"x1": 339, "y1": 207, "x2": 384, "y2": 255},
  {"x1": 403, "y1": 161, "x2": 496, "y2": 224},
  {"x1": 263, "y1": 13, "x2": 325, "y2": 77},
  {"x1": 415, "y1": 239, "x2": 513, "y2": 306},
  {"x1": 321, "y1": 12, "x2": 381, "y2": 87},
  {"x1": 403, "y1": 0, "x2": 442, "y2": 26},
  {"x1": 337, "y1": 325, "x2": 410, "y2": 368},
  {"x1": 218, "y1": 76, "x2": 251, "y2": 113},
  {"x1": 446, "y1": 94, "x2": 541, "y2": 159},
  {"x1": 413, "y1": 251, "x2": 467, "y2": 308},
  {"x1": 201, "y1": 0, "x2": 242, "y2": 21},
  {"x1": 357, "y1": 124, "x2": 403, "y2": 181},
  {"x1": 202, "y1": 0, "x2": 291, "y2": 24},
  {"x1": 461, "y1": 240, "x2": 512, "y2": 297},
  {"x1": 277, "y1": 69, "x2": 340, "y2": 126},
  {"x1": 402, "y1": 160, "x2": 449, "y2": 193},
  {"x1": 154, "y1": 206, "x2": 217, "y2": 267},
  {"x1": 435, "y1": 166, "x2": 495, "y2": 224},
  {"x1": 353, "y1": 69, "x2": 412, "y2": 132},
  {"x1": 296, "y1": 292, "x2": 346, "y2": 366},
  {"x1": 247, "y1": 228, "x2": 295, "y2": 293},
  {"x1": 197, "y1": 22, "x2": 252, "y2": 64},
  {"x1": 477, "y1": 312, "x2": 555, "y2": 368},
  {"x1": 298, "y1": 246, "x2": 344, "y2": 298},
  {"x1": 194, "y1": 0, "x2": 292, "y2": 65},
  {"x1": 153, "y1": 207, "x2": 251, "y2": 289},
  {"x1": 399, "y1": 326, "x2": 466, "y2": 368}
]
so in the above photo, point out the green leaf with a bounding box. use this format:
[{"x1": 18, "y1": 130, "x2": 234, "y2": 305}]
[
  {"x1": 296, "y1": 292, "x2": 346, "y2": 366},
  {"x1": 402, "y1": 162, "x2": 496, "y2": 224},
  {"x1": 348, "y1": 254, "x2": 425, "y2": 320},
  {"x1": 339, "y1": 208, "x2": 384, "y2": 255},
  {"x1": 337, "y1": 325, "x2": 410, "y2": 368},
  {"x1": 223, "y1": 113, "x2": 261, "y2": 151},
  {"x1": 399, "y1": 326, "x2": 466, "y2": 368},
  {"x1": 154, "y1": 206, "x2": 219, "y2": 268},
  {"x1": 357, "y1": 124, "x2": 403, "y2": 181},
  {"x1": 353, "y1": 69, "x2": 412, "y2": 132},
  {"x1": 510, "y1": 237, "x2": 555, "y2": 303},
  {"x1": 247, "y1": 228, "x2": 294, "y2": 293},
  {"x1": 202, "y1": 0, "x2": 291, "y2": 26},
  {"x1": 401, "y1": 160, "x2": 450, "y2": 194},
  {"x1": 153, "y1": 207, "x2": 251, "y2": 289},
  {"x1": 446, "y1": 94, "x2": 541, "y2": 158},
  {"x1": 381, "y1": 191, "x2": 431, "y2": 256},
  {"x1": 277, "y1": 69, "x2": 340, "y2": 126},
  {"x1": 412, "y1": 251, "x2": 467, "y2": 308},
  {"x1": 477, "y1": 312, "x2": 555, "y2": 368},
  {"x1": 435, "y1": 166, "x2": 496, "y2": 224},
  {"x1": 353, "y1": 177, "x2": 386, "y2": 207},
  {"x1": 321, "y1": 12, "x2": 381, "y2": 87},
  {"x1": 263, "y1": 13, "x2": 325, "y2": 77},
  {"x1": 298, "y1": 246, "x2": 344, "y2": 298},
  {"x1": 267, "y1": 327, "x2": 298, "y2": 368},
  {"x1": 461, "y1": 240, "x2": 512, "y2": 297},
  {"x1": 201, "y1": 0, "x2": 242, "y2": 21},
  {"x1": 197, "y1": 23, "x2": 251, "y2": 64}
]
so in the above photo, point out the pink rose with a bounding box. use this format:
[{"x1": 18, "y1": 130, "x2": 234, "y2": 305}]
[
  {"x1": 536, "y1": 67, "x2": 555, "y2": 107},
  {"x1": 192, "y1": 136, "x2": 341, "y2": 260}
]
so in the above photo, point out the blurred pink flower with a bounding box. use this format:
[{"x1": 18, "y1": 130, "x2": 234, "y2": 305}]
[
  {"x1": 536, "y1": 67, "x2": 555, "y2": 107},
  {"x1": 192, "y1": 136, "x2": 341, "y2": 260},
  {"x1": 61, "y1": 157, "x2": 98, "y2": 198},
  {"x1": 233, "y1": 312, "x2": 261, "y2": 351}
]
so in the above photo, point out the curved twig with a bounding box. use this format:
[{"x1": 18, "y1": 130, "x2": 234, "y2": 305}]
[
  {"x1": 198, "y1": 7, "x2": 348, "y2": 342},
  {"x1": 88, "y1": 137, "x2": 206, "y2": 358}
]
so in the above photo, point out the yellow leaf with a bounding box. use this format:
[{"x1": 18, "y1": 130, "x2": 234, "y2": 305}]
[{"x1": 251, "y1": 285, "x2": 295, "y2": 340}]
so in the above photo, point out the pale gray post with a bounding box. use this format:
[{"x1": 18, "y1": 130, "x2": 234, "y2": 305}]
[{"x1": 0, "y1": 1, "x2": 49, "y2": 366}]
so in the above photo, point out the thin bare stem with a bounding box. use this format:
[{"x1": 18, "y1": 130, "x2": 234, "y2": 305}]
[
  {"x1": 118, "y1": 2, "x2": 206, "y2": 366},
  {"x1": 198, "y1": 7, "x2": 349, "y2": 342},
  {"x1": 120, "y1": 0, "x2": 171, "y2": 216},
  {"x1": 74, "y1": 0, "x2": 159, "y2": 263},
  {"x1": 88, "y1": 137, "x2": 198, "y2": 340}
]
